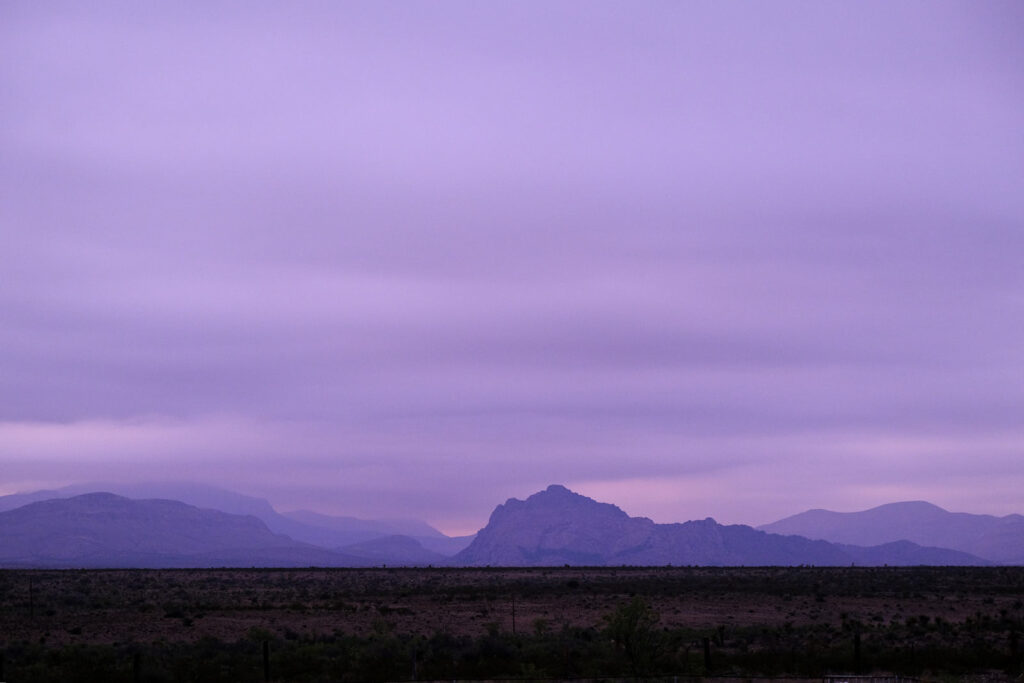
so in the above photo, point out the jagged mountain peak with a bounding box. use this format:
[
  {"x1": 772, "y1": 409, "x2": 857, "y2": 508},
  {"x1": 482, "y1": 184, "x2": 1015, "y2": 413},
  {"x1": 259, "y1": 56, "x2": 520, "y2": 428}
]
[
  {"x1": 460, "y1": 486, "x2": 651, "y2": 566},
  {"x1": 456, "y1": 486, "x2": 989, "y2": 567},
  {"x1": 523, "y1": 484, "x2": 625, "y2": 512},
  {"x1": 491, "y1": 485, "x2": 635, "y2": 524},
  {"x1": 505, "y1": 483, "x2": 594, "y2": 506},
  {"x1": 537, "y1": 483, "x2": 577, "y2": 497}
]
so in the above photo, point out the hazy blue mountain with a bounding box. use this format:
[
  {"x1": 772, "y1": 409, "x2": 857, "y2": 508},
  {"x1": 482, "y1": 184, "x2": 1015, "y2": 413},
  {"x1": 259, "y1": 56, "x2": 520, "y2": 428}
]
[
  {"x1": 455, "y1": 485, "x2": 988, "y2": 567},
  {"x1": 0, "y1": 487, "x2": 81, "y2": 512},
  {"x1": 0, "y1": 493, "x2": 371, "y2": 568},
  {"x1": 416, "y1": 533, "x2": 477, "y2": 556},
  {"x1": 0, "y1": 481, "x2": 279, "y2": 516},
  {"x1": 759, "y1": 501, "x2": 1024, "y2": 564},
  {"x1": 0, "y1": 482, "x2": 450, "y2": 551},
  {"x1": 283, "y1": 509, "x2": 445, "y2": 540},
  {"x1": 839, "y1": 540, "x2": 987, "y2": 566},
  {"x1": 337, "y1": 535, "x2": 451, "y2": 566}
]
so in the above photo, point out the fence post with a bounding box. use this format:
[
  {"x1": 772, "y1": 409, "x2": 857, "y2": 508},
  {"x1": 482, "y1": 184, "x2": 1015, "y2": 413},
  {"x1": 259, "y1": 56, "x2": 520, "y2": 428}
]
[
  {"x1": 263, "y1": 640, "x2": 270, "y2": 682},
  {"x1": 854, "y1": 631, "x2": 862, "y2": 673},
  {"x1": 703, "y1": 636, "x2": 711, "y2": 672},
  {"x1": 133, "y1": 651, "x2": 141, "y2": 683}
]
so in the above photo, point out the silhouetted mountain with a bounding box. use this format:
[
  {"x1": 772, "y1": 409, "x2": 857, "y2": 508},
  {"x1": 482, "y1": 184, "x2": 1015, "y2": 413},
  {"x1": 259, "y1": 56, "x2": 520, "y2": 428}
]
[
  {"x1": 759, "y1": 501, "x2": 1024, "y2": 564},
  {"x1": 455, "y1": 485, "x2": 987, "y2": 566},
  {"x1": 0, "y1": 482, "x2": 449, "y2": 551},
  {"x1": 0, "y1": 493, "x2": 370, "y2": 568},
  {"x1": 338, "y1": 535, "x2": 450, "y2": 566}
]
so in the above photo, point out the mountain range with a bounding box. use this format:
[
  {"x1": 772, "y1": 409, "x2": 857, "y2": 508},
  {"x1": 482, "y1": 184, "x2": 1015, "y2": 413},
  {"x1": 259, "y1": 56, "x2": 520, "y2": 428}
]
[
  {"x1": 453, "y1": 485, "x2": 986, "y2": 566},
  {"x1": 0, "y1": 483, "x2": 1014, "y2": 568},
  {"x1": 0, "y1": 481, "x2": 468, "y2": 551},
  {"x1": 759, "y1": 500, "x2": 1024, "y2": 564},
  {"x1": 0, "y1": 493, "x2": 369, "y2": 568}
]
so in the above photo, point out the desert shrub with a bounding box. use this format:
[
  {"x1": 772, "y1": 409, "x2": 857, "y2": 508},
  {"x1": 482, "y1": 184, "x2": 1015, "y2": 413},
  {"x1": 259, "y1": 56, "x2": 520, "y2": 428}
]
[{"x1": 604, "y1": 596, "x2": 661, "y2": 674}]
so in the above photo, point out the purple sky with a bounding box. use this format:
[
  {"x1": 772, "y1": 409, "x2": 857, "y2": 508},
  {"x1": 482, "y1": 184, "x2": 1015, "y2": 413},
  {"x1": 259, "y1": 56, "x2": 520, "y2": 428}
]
[{"x1": 2, "y1": 2, "x2": 1023, "y2": 534}]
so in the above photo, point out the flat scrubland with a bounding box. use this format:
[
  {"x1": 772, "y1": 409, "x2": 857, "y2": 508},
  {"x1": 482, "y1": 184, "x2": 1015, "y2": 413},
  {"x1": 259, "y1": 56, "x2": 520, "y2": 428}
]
[{"x1": 0, "y1": 566, "x2": 1021, "y2": 681}]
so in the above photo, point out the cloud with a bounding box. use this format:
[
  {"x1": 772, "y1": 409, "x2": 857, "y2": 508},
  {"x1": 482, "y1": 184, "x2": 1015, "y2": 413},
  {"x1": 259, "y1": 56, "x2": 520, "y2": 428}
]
[{"x1": 1, "y1": 2, "x2": 1023, "y2": 531}]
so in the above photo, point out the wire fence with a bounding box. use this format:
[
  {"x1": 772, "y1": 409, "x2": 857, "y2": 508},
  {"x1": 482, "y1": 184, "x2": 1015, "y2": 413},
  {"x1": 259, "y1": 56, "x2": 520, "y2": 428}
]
[{"x1": 409, "y1": 675, "x2": 921, "y2": 683}]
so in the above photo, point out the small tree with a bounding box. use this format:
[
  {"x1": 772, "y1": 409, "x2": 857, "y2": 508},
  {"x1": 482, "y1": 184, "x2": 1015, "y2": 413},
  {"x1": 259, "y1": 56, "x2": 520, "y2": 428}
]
[{"x1": 604, "y1": 597, "x2": 660, "y2": 675}]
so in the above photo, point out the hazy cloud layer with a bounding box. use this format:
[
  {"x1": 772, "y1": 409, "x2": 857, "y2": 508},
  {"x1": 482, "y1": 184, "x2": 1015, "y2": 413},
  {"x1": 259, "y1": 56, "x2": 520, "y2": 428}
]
[{"x1": 3, "y1": 2, "x2": 1023, "y2": 533}]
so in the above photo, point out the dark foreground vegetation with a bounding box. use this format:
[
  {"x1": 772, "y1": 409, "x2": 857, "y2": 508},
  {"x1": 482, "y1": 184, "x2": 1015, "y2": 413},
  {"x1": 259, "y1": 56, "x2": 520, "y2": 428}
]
[{"x1": 0, "y1": 566, "x2": 1021, "y2": 682}]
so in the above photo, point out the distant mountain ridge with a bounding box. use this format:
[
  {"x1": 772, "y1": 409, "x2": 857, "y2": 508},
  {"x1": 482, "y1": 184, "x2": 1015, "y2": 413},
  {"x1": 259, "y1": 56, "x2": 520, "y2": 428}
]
[
  {"x1": 0, "y1": 482, "x2": 458, "y2": 552},
  {"x1": 0, "y1": 484, "x2": 1007, "y2": 568},
  {"x1": 0, "y1": 493, "x2": 371, "y2": 568},
  {"x1": 337, "y1": 535, "x2": 451, "y2": 566},
  {"x1": 283, "y1": 509, "x2": 445, "y2": 540},
  {"x1": 455, "y1": 485, "x2": 987, "y2": 567},
  {"x1": 759, "y1": 501, "x2": 1024, "y2": 564}
]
